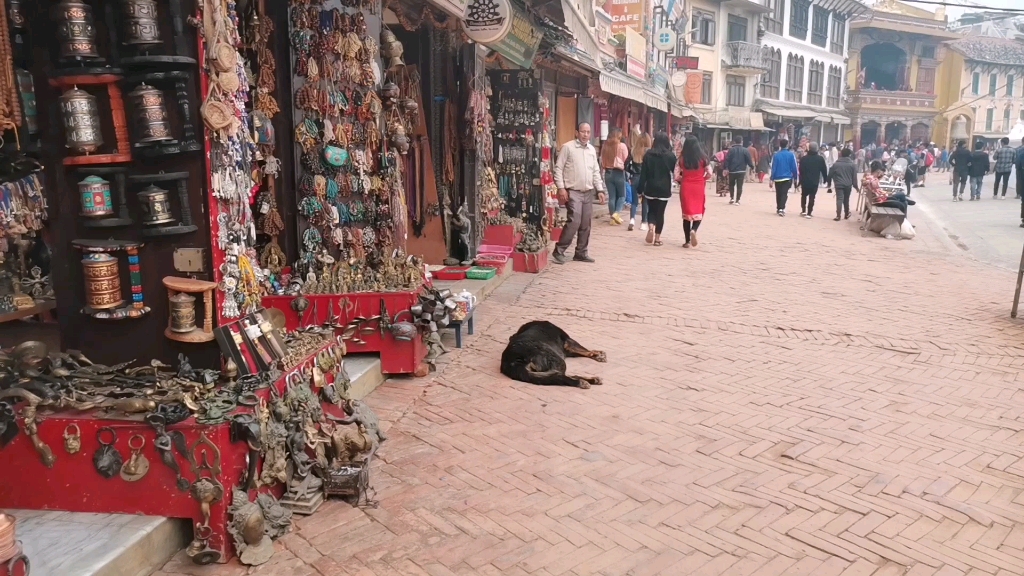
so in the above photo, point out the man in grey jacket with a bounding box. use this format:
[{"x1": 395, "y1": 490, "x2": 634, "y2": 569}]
[{"x1": 827, "y1": 147, "x2": 859, "y2": 221}]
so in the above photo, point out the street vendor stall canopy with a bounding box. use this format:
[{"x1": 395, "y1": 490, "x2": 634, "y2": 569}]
[{"x1": 599, "y1": 68, "x2": 668, "y2": 112}]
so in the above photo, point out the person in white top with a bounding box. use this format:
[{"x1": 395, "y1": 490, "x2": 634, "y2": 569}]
[{"x1": 553, "y1": 123, "x2": 606, "y2": 264}]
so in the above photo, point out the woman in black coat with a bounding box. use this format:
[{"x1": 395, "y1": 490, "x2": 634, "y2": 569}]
[{"x1": 636, "y1": 132, "x2": 678, "y2": 245}]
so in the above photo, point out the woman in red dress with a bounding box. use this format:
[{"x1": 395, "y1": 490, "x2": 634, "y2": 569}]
[{"x1": 676, "y1": 135, "x2": 710, "y2": 248}]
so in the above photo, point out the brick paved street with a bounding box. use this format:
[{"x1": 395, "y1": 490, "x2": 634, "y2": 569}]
[{"x1": 160, "y1": 181, "x2": 1024, "y2": 576}]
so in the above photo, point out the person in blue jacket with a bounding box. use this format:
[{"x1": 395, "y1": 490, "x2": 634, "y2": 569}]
[{"x1": 769, "y1": 139, "x2": 799, "y2": 216}]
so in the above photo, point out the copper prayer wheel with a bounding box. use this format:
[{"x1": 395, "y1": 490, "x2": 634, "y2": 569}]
[
  {"x1": 79, "y1": 175, "x2": 114, "y2": 217},
  {"x1": 82, "y1": 253, "x2": 123, "y2": 310},
  {"x1": 55, "y1": 0, "x2": 102, "y2": 61},
  {"x1": 128, "y1": 84, "x2": 173, "y2": 143},
  {"x1": 60, "y1": 87, "x2": 104, "y2": 154},
  {"x1": 168, "y1": 292, "x2": 197, "y2": 333},
  {"x1": 137, "y1": 184, "x2": 175, "y2": 225},
  {"x1": 122, "y1": 0, "x2": 161, "y2": 46}
]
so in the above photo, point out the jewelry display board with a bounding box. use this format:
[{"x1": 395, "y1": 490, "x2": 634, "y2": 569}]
[{"x1": 487, "y1": 69, "x2": 545, "y2": 230}]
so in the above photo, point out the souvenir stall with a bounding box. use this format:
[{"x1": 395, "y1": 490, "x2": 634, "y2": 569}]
[
  {"x1": 250, "y1": 0, "x2": 461, "y2": 376},
  {"x1": 0, "y1": 319, "x2": 389, "y2": 567},
  {"x1": 0, "y1": 0, "x2": 404, "y2": 569},
  {"x1": 0, "y1": 1, "x2": 54, "y2": 333}
]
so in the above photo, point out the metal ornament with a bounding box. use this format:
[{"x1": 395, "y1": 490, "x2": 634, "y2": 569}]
[
  {"x1": 169, "y1": 291, "x2": 197, "y2": 333},
  {"x1": 79, "y1": 175, "x2": 114, "y2": 217},
  {"x1": 93, "y1": 427, "x2": 123, "y2": 479},
  {"x1": 120, "y1": 434, "x2": 151, "y2": 481},
  {"x1": 60, "y1": 87, "x2": 104, "y2": 154},
  {"x1": 55, "y1": 0, "x2": 102, "y2": 61},
  {"x1": 137, "y1": 184, "x2": 175, "y2": 225},
  {"x1": 63, "y1": 424, "x2": 81, "y2": 454},
  {"x1": 128, "y1": 84, "x2": 173, "y2": 143},
  {"x1": 122, "y1": 0, "x2": 161, "y2": 46},
  {"x1": 82, "y1": 253, "x2": 123, "y2": 310},
  {"x1": 15, "y1": 69, "x2": 37, "y2": 135},
  {"x1": 8, "y1": 0, "x2": 26, "y2": 29}
]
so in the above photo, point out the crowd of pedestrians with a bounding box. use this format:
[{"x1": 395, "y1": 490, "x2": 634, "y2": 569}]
[{"x1": 552, "y1": 123, "x2": 1024, "y2": 263}]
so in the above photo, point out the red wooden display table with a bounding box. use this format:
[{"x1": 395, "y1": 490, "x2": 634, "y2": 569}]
[
  {"x1": 513, "y1": 250, "x2": 548, "y2": 273},
  {"x1": 0, "y1": 342, "x2": 337, "y2": 564},
  {"x1": 482, "y1": 224, "x2": 521, "y2": 247},
  {"x1": 262, "y1": 291, "x2": 427, "y2": 375}
]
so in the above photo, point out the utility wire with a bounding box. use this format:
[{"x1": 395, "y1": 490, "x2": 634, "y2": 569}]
[{"x1": 902, "y1": 0, "x2": 1024, "y2": 13}]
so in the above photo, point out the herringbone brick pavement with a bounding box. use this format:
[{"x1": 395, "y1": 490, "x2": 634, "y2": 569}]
[{"x1": 159, "y1": 184, "x2": 1024, "y2": 576}]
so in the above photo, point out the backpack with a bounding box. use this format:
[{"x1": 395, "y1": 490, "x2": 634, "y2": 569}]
[{"x1": 925, "y1": 152, "x2": 934, "y2": 167}]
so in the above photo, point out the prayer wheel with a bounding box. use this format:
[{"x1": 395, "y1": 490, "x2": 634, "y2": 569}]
[{"x1": 82, "y1": 253, "x2": 123, "y2": 310}]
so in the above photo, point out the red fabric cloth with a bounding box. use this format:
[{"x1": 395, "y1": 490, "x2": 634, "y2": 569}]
[{"x1": 679, "y1": 160, "x2": 707, "y2": 221}]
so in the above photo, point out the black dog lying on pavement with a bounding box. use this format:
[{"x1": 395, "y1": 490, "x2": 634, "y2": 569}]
[{"x1": 500, "y1": 321, "x2": 606, "y2": 388}]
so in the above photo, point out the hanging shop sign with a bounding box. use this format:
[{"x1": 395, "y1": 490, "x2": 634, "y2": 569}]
[
  {"x1": 487, "y1": 8, "x2": 543, "y2": 69},
  {"x1": 673, "y1": 56, "x2": 699, "y2": 70},
  {"x1": 654, "y1": 28, "x2": 676, "y2": 52},
  {"x1": 606, "y1": 0, "x2": 644, "y2": 35},
  {"x1": 625, "y1": 28, "x2": 646, "y2": 80},
  {"x1": 464, "y1": 0, "x2": 512, "y2": 45},
  {"x1": 428, "y1": 0, "x2": 470, "y2": 19},
  {"x1": 684, "y1": 70, "x2": 703, "y2": 105}
]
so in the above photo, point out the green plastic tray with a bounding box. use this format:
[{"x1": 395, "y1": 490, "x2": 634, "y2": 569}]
[{"x1": 466, "y1": 266, "x2": 497, "y2": 280}]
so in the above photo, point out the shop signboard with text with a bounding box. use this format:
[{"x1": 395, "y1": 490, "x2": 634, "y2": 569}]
[
  {"x1": 625, "y1": 28, "x2": 646, "y2": 80},
  {"x1": 605, "y1": 0, "x2": 645, "y2": 35},
  {"x1": 464, "y1": 0, "x2": 512, "y2": 44},
  {"x1": 487, "y1": 8, "x2": 544, "y2": 68}
]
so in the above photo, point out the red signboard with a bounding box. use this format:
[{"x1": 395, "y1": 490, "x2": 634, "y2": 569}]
[
  {"x1": 605, "y1": 0, "x2": 645, "y2": 35},
  {"x1": 674, "y1": 56, "x2": 699, "y2": 70}
]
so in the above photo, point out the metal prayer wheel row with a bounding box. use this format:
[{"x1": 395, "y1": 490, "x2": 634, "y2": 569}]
[
  {"x1": 77, "y1": 176, "x2": 174, "y2": 225},
  {"x1": 59, "y1": 82, "x2": 173, "y2": 154},
  {"x1": 55, "y1": 0, "x2": 163, "y2": 62}
]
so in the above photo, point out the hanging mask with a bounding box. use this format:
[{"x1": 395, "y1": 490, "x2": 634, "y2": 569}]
[
  {"x1": 93, "y1": 427, "x2": 123, "y2": 479},
  {"x1": 323, "y1": 145, "x2": 349, "y2": 167}
]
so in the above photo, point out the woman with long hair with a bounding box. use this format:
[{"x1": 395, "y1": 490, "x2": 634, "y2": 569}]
[
  {"x1": 628, "y1": 132, "x2": 652, "y2": 231},
  {"x1": 677, "y1": 135, "x2": 709, "y2": 248},
  {"x1": 600, "y1": 127, "x2": 629, "y2": 225},
  {"x1": 636, "y1": 132, "x2": 677, "y2": 246}
]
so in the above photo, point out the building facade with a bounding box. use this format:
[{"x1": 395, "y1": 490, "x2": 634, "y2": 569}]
[
  {"x1": 756, "y1": 0, "x2": 866, "y2": 146},
  {"x1": 846, "y1": 0, "x2": 960, "y2": 148},
  {"x1": 935, "y1": 38, "x2": 1024, "y2": 148},
  {"x1": 683, "y1": 0, "x2": 775, "y2": 151}
]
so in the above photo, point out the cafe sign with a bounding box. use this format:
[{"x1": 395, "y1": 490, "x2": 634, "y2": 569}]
[
  {"x1": 464, "y1": 0, "x2": 512, "y2": 45},
  {"x1": 487, "y1": 8, "x2": 543, "y2": 68}
]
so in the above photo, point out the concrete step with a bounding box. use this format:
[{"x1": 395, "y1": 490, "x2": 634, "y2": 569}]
[
  {"x1": 9, "y1": 509, "x2": 189, "y2": 576},
  {"x1": 344, "y1": 353, "x2": 385, "y2": 400}
]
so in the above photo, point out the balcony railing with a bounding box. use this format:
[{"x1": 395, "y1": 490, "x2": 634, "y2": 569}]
[
  {"x1": 847, "y1": 89, "x2": 937, "y2": 110},
  {"x1": 724, "y1": 42, "x2": 769, "y2": 75}
]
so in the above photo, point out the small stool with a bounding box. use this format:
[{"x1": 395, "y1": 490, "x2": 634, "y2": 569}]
[{"x1": 447, "y1": 309, "x2": 475, "y2": 348}]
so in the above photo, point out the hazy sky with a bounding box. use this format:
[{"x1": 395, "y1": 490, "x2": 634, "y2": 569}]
[{"x1": 902, "y1": 0, "x2": 1020, "y2": 20}]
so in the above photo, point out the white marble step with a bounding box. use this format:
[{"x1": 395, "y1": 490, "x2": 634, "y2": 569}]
[
  {"x1": 344, "y1": 353, "x2": 385, "y2": 400},
  {"x1": 8, "y1": 509, "x2": 189, "y2": 576}
]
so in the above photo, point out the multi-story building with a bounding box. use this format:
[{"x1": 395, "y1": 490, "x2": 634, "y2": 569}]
[
  {"x1": 931, "y1": 22, "x2": 1024, "y2": 148},
  {"x1": 845, "y1": 0, "x2": 960, "y2": 147},
  {"x1": 684, "y1": 0, "x2": 776, "y2": 150},
  {"x1": 755, "y1": 0, "x2": 867, "y2": 145}
]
